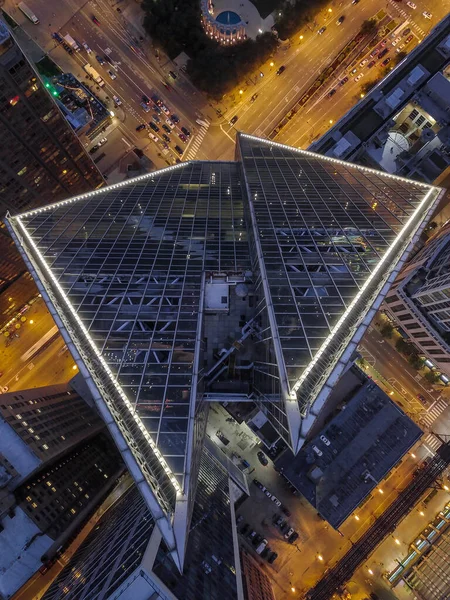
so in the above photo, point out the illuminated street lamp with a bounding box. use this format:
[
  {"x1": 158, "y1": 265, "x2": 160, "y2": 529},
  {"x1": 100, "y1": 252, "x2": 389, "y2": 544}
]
[
  {"x1": 29, "y1": 319, "x2": 34, "y2": 325},
  {"x1": 270, "y1": 61, "x2": 274, "y2": 67},
  {"x1": 239, "y1": 89, "x2": 244, "y2": 95},
  {"x1": 291, "y1": 588, "x2": 296, "y2": 593},
  {"x1": 329, "y1": 119, "x2": 333, "y2": 124},
  {"x1": 419, "y1": 510, "x2": 425, "y2": 516},
  {"x1": 317, "y1": 554, "x2": 324, "y2": 561},
  {"x1": 368, "y1": 568, "x2": 374, "y2": 575},
  {"x1": 328, "y1": 7, "x2": 332, "y2": 12},
  {"x1": 444, "y1": 484, "x2": 449, "y2": 491},
  {"x1": 72, "y1": 365, "x2": 78, "y2": 370},
  {"x1": 354, "y1": 515, "x2": 360, "y2": 521},
  {"x1": 299, "y1": 35, "x2": 304, "y2": 40},
  {"x1": 378, "y1": 488, "x2": 384, "y2": 494},
  {"x1": 394, "y1": 538, "x2": 401, "y2": 545}
]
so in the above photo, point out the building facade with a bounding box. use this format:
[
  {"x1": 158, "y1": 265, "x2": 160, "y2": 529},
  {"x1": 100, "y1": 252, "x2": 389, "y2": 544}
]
[
  {"x1": 0, "y1": 19, "x2": 103, "y2": 326},
  {"x1": 310, "y1": 15, "x2": 450, "y2": 185},
  {"x1": 383, "y1": 225, "x2": 450, "y2": 376},
  {"x1": 241, "y1": 550, "x2": 275, "y2": 600},
  {"x1": 7, "y1": 133, "x2": 443, "y2": 565},
  {"x1": 0, "y1": 382, "x2": 123, "y2": 599},
  {"x1": 42, "y1": 446, "x2": 241, "y2": 600}
]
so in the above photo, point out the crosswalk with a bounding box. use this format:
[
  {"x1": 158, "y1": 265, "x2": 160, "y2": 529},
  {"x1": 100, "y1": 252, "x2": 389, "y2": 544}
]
[
  {"x1": 420, "y1": 397, "x2": 448, "y2": 428},
  {"x1": 387, "y1": 0, "x2": 425, "y2": 37},
  {"x1": 422, "y1": 432, "x2": 443, "y2": 455},
  {"x1": 184, "y1": 120, "x2": 210, "y2": 161}
]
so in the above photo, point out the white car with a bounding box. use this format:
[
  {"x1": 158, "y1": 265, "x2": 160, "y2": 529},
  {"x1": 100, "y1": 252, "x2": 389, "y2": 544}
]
[
  {"x1": 422, "y1": 11, "x2": 432, "y2": 19},
  {"x1": 107, "y1": 70, "x2": 117, "y2": 80},
  {"x1": 264, "y1": 489, "x2": 271, "y2": 498},
  {"x1": 112, "y1": 95, "x2": 122, "y2": 106},
  {"x1": 312, "y1": 445, "x2": 323, "y2": 457},
  {"x1": 98, "y1": 137, "x2": 107, "y2": 147},
  {"x1": 406, "y1": 1, "x2": 416, "y2": 8},
  {"x1": 354, "y1": 73, "x2": 364, "y2": 82},
  {"x1": 271, "y1": 495, "x2": 282, "y2": 507},
  {"x1": 82, "y1": 42, "x2": 92, "y2": 53},
  {"x1": 149, "y1": 133, "x2": 159, "y2": 142},
  {"x1": 160, "y1": 103, "x2": 170, "y2": 115},
  {"x1": 359, "y1": 58, "x2": 368, "y2": 67},
  {"x1": 140, "y1": 102, "x2": 151, "y2": 112},
  {"x1": 320, "y1": 435, "x2": 331, "y2": 446},
  {"x1": 392, "y1": 37, "x2": 402, "y2": 46},
  {"x1": 165, "y1": 118, "x2": 175, "y2": 129},
  {"x1": 284, "y1": 527, "x2": 295, "y2": 539}
]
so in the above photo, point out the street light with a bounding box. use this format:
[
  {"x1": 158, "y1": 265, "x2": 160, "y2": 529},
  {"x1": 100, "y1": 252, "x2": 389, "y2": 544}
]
[
  {"x1": 394, "y1": 538, "x2": 401, "y2": 545},
  {"x1": 354, "y1": 515, "x2": 360, "y2": 521},
  {"x1": 317, "y1": 554, "x2": 324, "y2": 561},
  {"x1": 72, "y1": 365, "x2": 78, "y2": 370},
  {"x1": 239, "y1": 89, "x2": 243, "y2": 95},
  {"x1": 329, "y1": 119, "x2": 333, "y2": 124},
  {"x1": 328, "y1": 8, "x2": 332, "y2": 12},
  {"x1": 29, "y1": 319, "x2": 34, "y2": 325},
  {"x1": 299, "y1": 35, "x2": 304, "y2": 40},
  {"x1": 270, "y1": 61, "x2": 274, "y2": 67},
  {"x1": 291, "y1": 588, "x2": 296, "y2": 593},
  {"x1": 368, "y1": 568, "x2": 374, "y2": 576},
  {"x1": 378, "y1": 488, "x2": 384, "y2": 494}
]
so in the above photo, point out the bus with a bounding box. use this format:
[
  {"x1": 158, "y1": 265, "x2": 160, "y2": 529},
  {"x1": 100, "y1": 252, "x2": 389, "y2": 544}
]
[{"x1": 18, "y1": 2, "x2": 39, "y2": 24}]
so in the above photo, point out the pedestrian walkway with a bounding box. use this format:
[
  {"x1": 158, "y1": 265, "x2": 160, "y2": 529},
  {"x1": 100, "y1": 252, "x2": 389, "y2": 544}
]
[
  {"x1": 420, "y1": 398, "x2": 448, "y2": 428},
  {"x1": 422, "y1": 432, "x2": 443, "y2": 455},
  {"x1": 184, "y1": 120, "x2": 210, "y2": 160},
  {"x1": 387, "y1": 0, "x2": 426, "y2": 38}
]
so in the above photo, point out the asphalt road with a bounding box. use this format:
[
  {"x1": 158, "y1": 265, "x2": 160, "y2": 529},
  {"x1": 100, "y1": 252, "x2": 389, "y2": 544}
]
[{"x1": 0, "y1": 298, "x2": 76, "y2": 394}]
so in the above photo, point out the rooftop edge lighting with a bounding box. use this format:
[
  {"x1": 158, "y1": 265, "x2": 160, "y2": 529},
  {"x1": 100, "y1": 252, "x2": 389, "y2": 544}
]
[{"x1": 10, "y1": 215, "x2": 182, "y2": 496}]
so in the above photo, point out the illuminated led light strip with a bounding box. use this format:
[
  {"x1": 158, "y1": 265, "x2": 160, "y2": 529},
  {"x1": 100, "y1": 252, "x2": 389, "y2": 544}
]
[
  {"x1": 17, "y1": 162, "x2": 190, "y2": 219},
  {"x1": 238, "y1": 134, "x2": 443, "y2": 397},
  {"x1": 13, "y1": 216, "x2": 182, "y2": 494},
  {"x1": 290, "y1": 186, "x2": 439, "y2": 395},
  {"x1": 240, "y1": 133, "x2": 436, "y2": 188}
]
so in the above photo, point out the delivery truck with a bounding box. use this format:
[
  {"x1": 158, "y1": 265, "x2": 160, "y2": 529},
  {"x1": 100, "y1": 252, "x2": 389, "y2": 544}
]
[
  {"x1": 64, "y1": 33, "x2": 80, "y2": 52},
  {"x1": 83, "y1": 63, "x2": 105, "y2": 87},
  {"x1": 18, "y1": 2, "x2": 39, "y2": 24}
]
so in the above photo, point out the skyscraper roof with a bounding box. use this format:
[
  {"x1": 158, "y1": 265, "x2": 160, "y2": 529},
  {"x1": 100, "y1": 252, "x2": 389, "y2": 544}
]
[{"x1": 7, "y1": 134, "x2": 444, "y2": 565}]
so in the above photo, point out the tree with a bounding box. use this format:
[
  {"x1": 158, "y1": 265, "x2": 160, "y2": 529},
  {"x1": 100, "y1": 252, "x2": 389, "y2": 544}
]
[
  {"x1": 360, "y1": 19, "x2": 378, "y2": 36},
  {"x1": 424, "y1": 370, "x2": 441, "y2": 384},
  {"x1": 361, "y1": 80, "x2": 377, "y2": 95},
  {"x1": 408, "y1": 354, "x2": 424, "y2": 370},
  {"x1": 392, "y1": 51, "x2": 407, "y2": 66},
  {"x1": 395, "y1": 337, "x2": 415, "y2": 356},
  {"x1": 380, "y1": 323, "x2": 394, "y2": 339}
]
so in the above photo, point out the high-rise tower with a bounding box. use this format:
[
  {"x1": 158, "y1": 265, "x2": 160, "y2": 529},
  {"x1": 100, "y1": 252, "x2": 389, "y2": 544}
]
[
  {"x1": 0, "y1": 19, "x2": 103, "y2": 325},
  {"x1": 7, "y1": 133, "x2": 443, "y2": 567}
]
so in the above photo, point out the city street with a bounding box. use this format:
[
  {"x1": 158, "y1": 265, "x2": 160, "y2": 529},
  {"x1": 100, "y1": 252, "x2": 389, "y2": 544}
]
[{"x1": 0, "y1": 297, "x2": 76, "y2": 394}]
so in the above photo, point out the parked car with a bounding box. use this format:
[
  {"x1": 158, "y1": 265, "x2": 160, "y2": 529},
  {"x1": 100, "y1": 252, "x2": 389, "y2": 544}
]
[
  {"x1": 327, "y1": 89, "x2": 336, "y2": 98},
  {"x1": 402, "y1": 28, "x2": 411, "y2": 36},
  {"x1": 140, "y1": 102, "x2": 151, "y2": 113},
  {"x1": 320, "y1": 435, "x2": 330, "y2": 446},
  {"x1": 392, "y1": 36, "x2": 402, "y2": 47},
  {"x1": 313, "y1": 445, "x2": 323, "y2": 456},
  {"x1": 181, "y1": 126, "x2": 191, "y2": 137},
  {"x1": 281, "y1": 505, "x2": 291, "y2": 517},
  {"x1": 253, "y1": 478, "x2": 264, "y2": 490},
  {"x1": 162, "y1": 124, "x2": 172, "y2": 134},
  {"x1": 280, "y1": 522, "x2": 290, "y2": 534},
  {"x1": 162, "y1": 133, "x2": 170, "y2": 142},
  {"x1": 284, "y1": 527, "x2": 295, "y2": 539},
  {"x1": 406, "y1": 1, "x2": 416, "y2": 7},
  {"x1": 149, "y1": 122, "x2": 160, "y2": 132},
  {"x1": 165, "y1": 118, "x2": 175, "y2": 129},
  {"x1": 276, "y1": 65, "x2": 286, "y2": 75},
  {"x1": 96, "y1": 55, "x2": 105, "y2": 65},
  {"x1": 98, "y1": 137, "x2": 107, "y2": 147},
  {"x1": 92, "y1": 15, "x2": 100, "y2": 26},
  {"x1": 367, "y1": 60, "x2": 376, "y2": 68},
  {"x1": 257, "y1": 451, "x2": 268, "y2": 466},
  {"x1": 264, "y1": 489, "x2": 271, "y2": 498},
  {"x1": 160, "y1": 103, "x2": 170, "y2": 115},
  {"x1": 247, "y1": 530, "x2": 257, "y2": 540},
  {"x1": 271, "y1": 495, "x2": 282, "y2": 507},
  {"x1": 240, "y1": 523, "x2": 249, "y2": 535},
  {"x1": 82, "y1": 42, "x2": 92, "y2": 53},
  {"x1": 354, "y1": 73, "x2": 364, "y2": 82},
  {"x1": 253, "y1": 533, "x2": 263, "y2": 546},
  {"x1": 149, "y1": 133, "x2": 159, "y2": 143},
  {"x1": 382, "y1": 57, "x2": 391, "y2": 66},
  {"x1": 417, "y1": 393, "x2": 427, "y2": 405},
  {"x1": 250, "y1": 93, "x2": 258, "y2": 102},
  {"x1": 317, "y1": 27, "x2": 326, "y2": 35},
  {"x1": 350, "y1": 67, "x2": 358, "y2": 75},
  {"x1": 112, "y1": 95, "x2": 122, "y2": 105},
  {"x1": 89, "y1": 144, "x2": 99, "y2": 154},
  {"x1": 107, "y1": 69, "x2": 116, "y2": 80},
  {"x1": 136, "y1": 124, "x2": 146, "y2": 132},
  {"x1": 339, "y1": 77, "x2": 349, "y2": 86},
  {"x1": 405, "y1": 34, "x2": 414, "y2": 43},
  {"x1": 268, "y1": 552, "x2": 278, "y2": 564},
  {"x1": 152, "y1": 114, "x2": 161, "y2": 123},
  {"x1": 261, "y1": 546, "x2": 271, "y2": 559},
  {"x1": 178, "y1": 133, "x2": 187, "y2": 143},
  {"x1": 170, "y1": 114, "x2": 180, "y2": 123},
  {"x1": 422, "y1": 11, "x2": 432, "y2": 19},
  {"x1": 370, "y1": 48, "x2": 380, "y2": 57},
  {"x1": 169, "y1": 70, "x2": 177, "y2": 79},
  {"x1": 288, "y1": 531, "x2": 299, "y2": 544},
  {"x1": 360, "y1": 58, "x2": 368, "y2": 67},
  {"x1": 174, "y1": 145, "x2": 183, "y2": 155},
  {"x1": 378, "y1": 48, "x2": 389, "y2": 58},
  {"x1": 230, "y1": 115, "x2": 238, "y2": 125}
]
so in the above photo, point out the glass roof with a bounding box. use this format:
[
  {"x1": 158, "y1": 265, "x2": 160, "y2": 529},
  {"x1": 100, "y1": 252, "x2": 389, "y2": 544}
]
[
  {"x1": 13, "y1": 162, "x2": 249, "y2": 491},
  {"x1": 238, "y1": 134, "x2": 442, "y2": 414}
]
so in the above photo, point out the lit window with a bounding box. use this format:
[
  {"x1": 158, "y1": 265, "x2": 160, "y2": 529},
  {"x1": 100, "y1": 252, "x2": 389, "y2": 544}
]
[
  {"x1": 46, "y1": 481, "x2": 52, "y2": 487},
  {"x1": 17, "y1": 167, "x2": 27, "y2": 176},
  {"x1": 70, "y1": 508, "x2": 76, "y2": 514},
  {"x1": 51, "y1": 487, "x2": 56, "y2": 492},
  {"x1": 16, "y1": 414, "x2": 22, "y2": 419},
  {"x1": 32, "y1": 502, "x2": 37, "y2": 508},
  {"x1": 42, "y1": 444, "x2": 49, "y2": 450}
]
